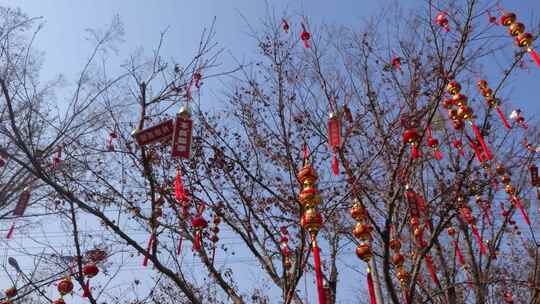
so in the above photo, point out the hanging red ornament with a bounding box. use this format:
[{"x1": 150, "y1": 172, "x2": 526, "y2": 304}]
[
  {"x1": 392, "y1": 57, "x2": 401, "y2": 71},
  {"x1": 510, "y1": 109, "x2": 528, "y2": 129},
  {"x1": 426, "y1": 128, "x2": 443, "y2": 160},
  {"x1": 452, "y1": 139, "x2": 465, "y2": 157},
  {"x1": 300, "y1": 23, "x2": 311, "y2": 48},
  {"x1": 193, "y1": 72, "x2": 202, "y2": 89},
  {"x1": 171, "y1": 105, "x2": 193, "y2": 159},
  {"x1": 82, "y1": 263, "x2": 99, "y2": 298},
  {"x1": 52, "y1": 144, "x2": 63, "y2": 169},
  {"x1": 53, "y1": 299, "x2": 66, "y2": 304},
  {"x1": 469, "y1": 121, "x2": 492, "y2": 160},
  {"x1": 435, "y1": 12, "x2": 450, "y2": 32},
  {"x1": 328, "y1": 111, "x2": 341, "y2": 176},
  {"x1": 424, "y1": 255, "x2": 440, "y2": 287},
  {"x1": 191, "y1": 203, "x2": 208, "y2": 252},
  {"x1": 500, "y1": 11, "x2": 540, "y2": 68},
  {"x1": 175, "y1": 167, "x2": 187, "y2": 202},
  {"x1": 142, "y1": 233, "x2": 155, "y2": 267},
  {"x1": 210, "y1": 213, "x2": 221, "y2": 264},
  {"x1": 57, "y1": 277, "x2": 74, "y2": 296},
  {"x1": 477, "y1": 79, "x2": 511, "y2": 129},
  {"x1": 530, "y1": 164, "x2": 539, "y2": 186},
  {"x1": 282, "y1": 19, "x2": 289, "y2": 33},
  {"x1": 298, "y1": 158, "x2": 326, "y2": 304},
  {"x1": 403, "y1": 129, "x2": 420, "y2": 159}
]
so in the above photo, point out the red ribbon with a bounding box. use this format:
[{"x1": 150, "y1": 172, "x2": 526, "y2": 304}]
[
  {"x1": 512, "y1": 197, "x2": 531, "y2": 226},
  {"x1": 82, "y1": 279, "x2": 91, "y2": 298},
  {"x1": 529, "y1": 49, "x2": 540, "y2": 69},
  {"x1": 331, "y1": 153, "x2": 339, "y2": 176},
  {"x1": 312, "y1": 237, "x2": 326, "y2": 304},
  {"x1": 175, "y1": 168, "x2": 186, "y2": 202},
  {"x1": 6, "y1": 222, "x2": 15, "y2": 239},
  {"x1": 425, "y1": 255, "x2": 440, "y2": 287},
  {"x1": 495, "y1": 106, "x2": 511, "y2": 129},
  {"x1": 471, "y1": 225, "x2": 487, "y2": 256},
  {"x1": 367, "y1": 268, "x2": 377, "y2": 304},
  {"x1": 453, "y1": 240, "x2": 465, "y2": 265},
  {"x1": 143, "y1": 234, "x2": 155, "y2": 266},
  {"x1": 470, "y1": 122, "x2": 492, "y2": 160},
  {"x1": 466, "y1": 134, "x2": 484, "y2": 163}
]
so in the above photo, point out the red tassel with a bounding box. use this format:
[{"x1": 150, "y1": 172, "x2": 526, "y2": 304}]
[
  {"x1": 303, "y1": 144, "x2": 309, "y2": 164},
  {"x1": 453, "y1": 240, "x2": 465, "y2": 265},
  {"x1": 470, "y1": 122, "x2": 492, "y2": 161},
  {"x1": 302, "y1": 39, "x2": 310, "y2": 48},
  {"x1": 82, "y1": 279, "x2": 90, "y2": 298},
  {"x1": 512, "y1": 197, "x2": 531, "y2": 226},
  {"x1": 367, "y1": 268, "x2": 377, "y2": 304},
  {"x1": 529, "y1": 49, "x2": 540, "y2": 68},
  {"x1": 495, "y1": 106, "x2": 511, "y2": 129},
  {"x1": 411, "y1": 145, "x2": 420, "y2": 159},
  {"x1": 175, "y1": 168, "x2": 186, "y2": 202},
  {"x1": 471, "y1": 225, "x2": 487, "y2": 256},
  {"x1": 434, "y1": 149, "x2": 443, "y2": 160},
  {"x1": 6, "y1": 222, "x2": 15, "y2": 239},
  {"x1": 194, "y1": 230, "x2": 202, "y2": 252},
  {"x1": 402, "y1": 288, "x2": 409, "y2": 304},
  {"x1": 424, "y1": 255, "x2": 440, "y2": 287},
  {"x1": 331, "y1": 153, "x2": 339, "y2": 176},
  {"x1": 312, "y1": 239, "x2": 326, "y2": 304},
  {"x1": 466, "y1": 135, "x2": 484, "y2": 163},
  {"x1": 143, "y1": 234, "x2": 154, "y2": 267}
]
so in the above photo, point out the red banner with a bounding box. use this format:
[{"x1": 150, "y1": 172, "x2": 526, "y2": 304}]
[
  {"x1": 328, "y1": 116, "x2": 341, "y2": 149},
  {"x1": 134, "y1": 119, "x2": 174, "y2": 146},
  {"x1": 171, "y1": 115, "x2": 193, "y2": 158}
]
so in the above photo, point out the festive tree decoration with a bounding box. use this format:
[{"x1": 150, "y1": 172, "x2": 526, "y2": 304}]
[
  {"x1": 389, "y1": 232, "x2": 409, "y2": 303},
  {"x1": 403, "y1": 128, "x2": 421, "y2": 159},
  {"x1": 350, "y1": 200, "x2": 377, "y2": 304},
  {"x1": 191, "y1": 203, "x2": 208, "y2": 252},
  {"x1": 435, "y1": 11, "x2": 450, "y2": 32},
  {"x1": 298, "y1": 152, "x2": 325, "y2": 304},
  {"x1": 300, "y1": 23, "x2": 311, "y2": 48},
  {"x1": 426, "y1": 127, "x2": 443, "y2": 160},
  {"x1": 476, "y1": 79, "x2": 511, "y2": 129},
  {"x1": 172, "y1": 105, "x2": 193, "y2": 159},
  {"x1": 82, "y1": 263, "x2": 99, "y2": 298},
  {"x1": 444, "y1": 80, "x2": 492, "y2": 161},
  {"x1": 458, "y1": 196, "x2": 487, "y2": 256},
  {"x1": 392, "y1": 56, "x2": 402, "y2": 71},
  {"x1": 3, "y1": 287, "x2": 16, "y2": 299},
  {"x1": 279, "y1": 226, "x2": 291, "y2": 270},
  {"x1": 499, "y1": 11, "x2": 540, "y2": 68},
  {"x1": 496, "y1": 164, "x2": 531, "y2": 226},
  {"x1": 106, "y1": 131, "x2": 118, "y2": 151},
  {"x1": 282, "y1": 19, "x2": 289, "y2": 33},
  {"x1": 133, "y1": 119, "x2": 174, "y2": 147},
  {"x1": 6, "y1": 187, "x2": 31, "y2": 239},
  {"x1": 52, "y1": 144, "x2": 63, "y2": 169},
  {"x1": 452, "y1": 139, "x2": 465, "y2": 157},
  {"x1": 328, "y1": 111, "x2": 341, "y2": 176}
]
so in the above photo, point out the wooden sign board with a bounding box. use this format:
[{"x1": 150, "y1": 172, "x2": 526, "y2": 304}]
[
  {"x1": 171, "y1": 115, "x2": 193, "y2": 158},
  {"x1": 134, "y1": 119, "x2": 174, "y2": 146}
]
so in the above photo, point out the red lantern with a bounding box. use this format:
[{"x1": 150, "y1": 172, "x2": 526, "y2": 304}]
[
  {"x1": 282, "y1": 19, "x2": 289, "y2": 33},
  {"x1": 328, "y1": 111, "x2": 341, "y2": 176},
  {"x1": 392, "y1": 57, "x2": 401, "y2": 70},
  {"x1": 192, "y1": 213, "x2": 208, "y2": 252},
  {"x1": 82, "y1": 263, "x2": 99, "y2": 298},
  {"x1": 106, "y1": 131, "x2": 118, "y2": 151},
  {"x1": 57, "y1": 277, "x2": 74, "y2": 296}
]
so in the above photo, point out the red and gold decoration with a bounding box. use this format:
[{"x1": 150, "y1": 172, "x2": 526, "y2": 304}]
[
  {"x1": 499, "y1": 11, "x2": 540, "y2": 68},
  {"x1": 282, "y1": 19, "x2": 289, "y2": 33},
  {"x1": 171, "y1": 105, "x2": 194, "y2": 159},
  {"x1": 444, "y1": 80, "x2": 492, "y2": 162},
  {"x1": 279, "y1": 226, "x2": 292, "y2": 270},
  {"x1": 6, "y1": 187, "x2": 31, "y2": 239},
  {"x1": 403, "y1": 128, "x2": 421, "y2": 159},
  {"x1": 328, "y1": 110, "x2": 341, "y2": 176},
  {"x1": 298, "y1": 152, "x2": 325, "y2": 304},
  {"x1": 143, "y1": 196, "x2": 164, "y2": 267},
  {"x1": 510, "y1": 109, "x2": 528, "y2": 129},
  {"x1": 191, "y1": 203, "x2": 208, "y2": 252},
  {"x1": 425, "y1": 127, "x2": 443, "y2": 161},
  {"x1": 52, "y1": 276, "x2": 74, "y2": 303},
  {"x1": 350, "y1": 200, "x2": 377, "y2": 304},
  {"x1": 106, "y1": 131, "x2": 118, "y2": 151},
  {"x1": 458, "y1": 196, "x2": 487, "y2": 256},
  {"x1": 496, "y1": 164, "x2": 531, "y2": 226},
  {"x1": 476, "y1": 79, "x2": 511, "y2": 129},
  {"x1": 389, "y1": 230, "x2": 409, "y2": 303}
]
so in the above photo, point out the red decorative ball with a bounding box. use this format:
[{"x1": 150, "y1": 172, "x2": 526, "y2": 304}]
[
  {"x1": 428, "y1": 138, "x2": 439, "y2": 148},
  {"x1": 500, "y1": 12, "x2": 516, "y2": 27},
  {"x1": 402, "y1": 129, "x2": 419, "y2": 144},
  {"x1": 57, "y1": 278, "x2": 74, "y2": 295},
  {"x1": 192, "y1": 216, "x2": 208, "y2": 229},
  {"x1": 82, "y1": 263, "x2": 99, "y2": 278},
  {"x1": 300, "y1": 31, "x2": 310, "y2": 41}
]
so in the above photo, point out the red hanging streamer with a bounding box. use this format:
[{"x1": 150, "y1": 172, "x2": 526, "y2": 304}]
[
  {"x1": 312, "y1": 238, "x2": 326, "y2": 304},
  {"x1": 82, "y1": 280, "x2": 91, "y2": 298},
  {"x1": 471, "y1": 225, "x2": 487, "y2": 256},
  {"x1": 177, "y1": 233, "x2": 184, "y2": 255},
  {"x1": 282, "y1": 19, "x2": 289, "y2": 33},
  {"x1": 143, "y1": 234, "x2": 155, "y2": 267},
  {"x1": 424, "y1": 255, "x2": 440, "y2": 287},
  {"x1": 466, "y1": 135, "x2": 484, "y2": 163},
  {"x1": 194, "y1": 230, "x2": 202, "y2": 251},
  {"x1": 175, "y1": 168, "x2": 186, "y2": 202},
  {"x1": 402, "y1": 288, "x2": 410, "y2": 304},
  {"x1": 434, "y1": 149, "x2": 443, "y2": 161},
  {"x1": 512, "y1": 197, "x2": 531, "y2": 226},
  {"x1": 470, "y1": 122, "x2": 492, "y2": 160},
  {"x1": 453, "y1": 240, "x2": 465, "y2": 265},
  {"x1": 367, "y1": 268, "x2": 377, "y2": 304},
  {"x1": 331, "y1": 153, "x2": 339, "y2": 176},
  {"x1": 495, "y1": 107, "x2": 511, "y2": 129},
  {"x1": 529, "y1": 49, "x2": 540, "y2": 68}
]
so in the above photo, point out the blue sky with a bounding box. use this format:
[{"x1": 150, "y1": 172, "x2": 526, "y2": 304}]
[{"x1": 1, "y1": 0, "x2": 540, "y2": 303}]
